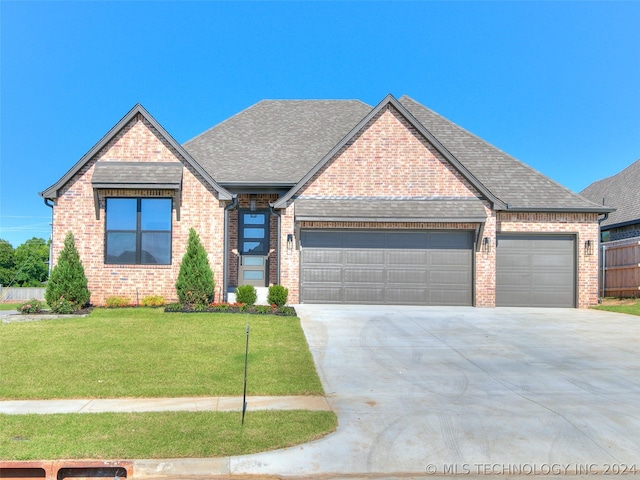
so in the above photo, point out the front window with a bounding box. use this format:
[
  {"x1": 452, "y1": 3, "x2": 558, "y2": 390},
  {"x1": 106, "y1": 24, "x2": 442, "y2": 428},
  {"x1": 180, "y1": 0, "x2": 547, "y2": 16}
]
[{"x1": 105, "y1": 198, "x2": 172, "y2": 264}]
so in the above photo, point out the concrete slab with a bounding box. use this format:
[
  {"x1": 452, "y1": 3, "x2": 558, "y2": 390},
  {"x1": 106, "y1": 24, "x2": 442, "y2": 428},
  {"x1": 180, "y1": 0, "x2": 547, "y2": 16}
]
[
  {"x1": 0, "y1": 396, "x2": 330, "y2": 414},
  {"x1": 222, "y1": 305, "x2": 640, "y2": 477}
]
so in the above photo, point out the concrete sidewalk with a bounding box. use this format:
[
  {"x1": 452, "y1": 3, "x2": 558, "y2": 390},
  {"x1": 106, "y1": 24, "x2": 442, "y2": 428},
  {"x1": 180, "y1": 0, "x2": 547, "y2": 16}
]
[{"x1": 0, "y1": 395, "x2": 330, "y2": 414}]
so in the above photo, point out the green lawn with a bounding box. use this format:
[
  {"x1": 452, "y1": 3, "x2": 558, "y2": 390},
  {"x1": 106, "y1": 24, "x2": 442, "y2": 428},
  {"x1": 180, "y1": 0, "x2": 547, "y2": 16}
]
[
  {"x1": 592, "y1": 299, "x2": 640, "y2": 316},
  {"x1": 0, "y1": 308, "x2": 337, "y2": 460},
  {"x1": 0, "y1": 308, "x2": 324, "y2": 399},
  {"x1": 0, "y1": 410, "x2": 337, "y2": 460},
  {"x1": 0, "y1": 303, "x2": 19, "y2": 311}
]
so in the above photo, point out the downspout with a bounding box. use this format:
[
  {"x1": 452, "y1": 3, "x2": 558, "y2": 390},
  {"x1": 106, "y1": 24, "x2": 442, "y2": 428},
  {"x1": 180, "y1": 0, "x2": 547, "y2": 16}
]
[
  {"x1": 269, "y1": 203, "x2": 281, "y2": 286},
  {"x1": 598, "y1": 213, "x2": 609, "y2": 300},
  {"x1": 44, "y1": 198, "x2": 54, "y2": 277},
  {"x1": 223, "y1": 195, "x2": 238, "y2": 302}
]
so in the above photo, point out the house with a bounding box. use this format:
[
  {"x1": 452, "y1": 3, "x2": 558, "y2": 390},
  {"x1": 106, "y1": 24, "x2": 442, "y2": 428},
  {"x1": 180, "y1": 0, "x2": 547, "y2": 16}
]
[
  {"x1": 39, "y1": 94, "x2": 612, "y2": 308},
  {"x1": 580, "y1": 159, "x2": 640, "y2": 242}
]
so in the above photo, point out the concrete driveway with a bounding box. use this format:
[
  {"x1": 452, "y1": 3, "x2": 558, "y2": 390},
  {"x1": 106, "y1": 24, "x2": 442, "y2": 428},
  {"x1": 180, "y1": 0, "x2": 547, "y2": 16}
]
[{"x1": 225, "y1": 305, "x2": 639, "y2": 477}]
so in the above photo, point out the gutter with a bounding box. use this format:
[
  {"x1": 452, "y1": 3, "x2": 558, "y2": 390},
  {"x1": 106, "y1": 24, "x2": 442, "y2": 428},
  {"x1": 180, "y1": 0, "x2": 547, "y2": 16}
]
[
  {"x1": 223, "y1": 195, "x2": 239, "y2": 301},
  {"x1": 44, "y1": 198, "x2": 54, "y2": 277}
]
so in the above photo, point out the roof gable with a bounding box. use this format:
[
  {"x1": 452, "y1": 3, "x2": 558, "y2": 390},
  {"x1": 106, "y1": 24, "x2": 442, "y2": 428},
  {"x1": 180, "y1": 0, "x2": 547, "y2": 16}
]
[
  {"x1": 580, "y1": 159, "x2": 639, "y2": 228},
  {"x1": 273, "y1": 94, "x2": 505, "y2": 209},
  {"x1": 39, "y1": 104, "x2": 232, "y2": 200}
]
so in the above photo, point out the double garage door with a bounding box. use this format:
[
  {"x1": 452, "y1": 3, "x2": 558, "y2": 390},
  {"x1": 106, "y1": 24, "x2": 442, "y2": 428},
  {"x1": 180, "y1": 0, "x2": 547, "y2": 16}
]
[
  {"x1": 300, "y1": 230, "x2": 473, "y2": 306},
  {"x1": 299, "y1": 230, "x2": 577, "y2": 307}
]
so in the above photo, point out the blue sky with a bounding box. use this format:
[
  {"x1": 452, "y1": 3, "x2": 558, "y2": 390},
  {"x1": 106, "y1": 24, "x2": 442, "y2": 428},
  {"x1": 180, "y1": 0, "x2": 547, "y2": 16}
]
[{"x1": 1, "y1": 1, "x2": 639, "y2": 248}]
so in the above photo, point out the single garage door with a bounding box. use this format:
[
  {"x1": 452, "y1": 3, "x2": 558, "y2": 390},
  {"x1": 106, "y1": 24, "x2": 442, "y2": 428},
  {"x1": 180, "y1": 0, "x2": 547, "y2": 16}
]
[
  {"x1": 496, "y1": 234, "x2": 576, "y2": 307},
  {"x1": 300, "y1": 230, "x2": 473, "y2": 305}
]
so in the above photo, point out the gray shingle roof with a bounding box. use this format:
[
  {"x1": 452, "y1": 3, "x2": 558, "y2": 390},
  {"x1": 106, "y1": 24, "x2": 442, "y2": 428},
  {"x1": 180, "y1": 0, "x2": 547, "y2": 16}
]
[
  {"x1": 182, "y1": 100, "x2": 372, "y2": 185},
  {"x1": 92, "y1": 162, "x2": 183, "y2": 189},
  {"x1": 580, "y1": 159, "x2": 640, "y2": 228},
  {"x1": 398, "y1": 96, "x2": 607, "y2": 211},
  {"x1": 295, "y1": 198, "x2": 487, "y2": 223}
]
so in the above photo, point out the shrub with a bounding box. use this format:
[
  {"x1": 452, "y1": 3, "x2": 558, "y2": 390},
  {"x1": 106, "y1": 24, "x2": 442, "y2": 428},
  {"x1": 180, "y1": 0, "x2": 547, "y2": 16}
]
[
  {"x1": 175, "y1": 229, "x2": 215, "y2": 306},
  {"x1": 105, "y1": 296, "x2": 131, "y2": 308},
  {"x1": 268, "y1": 285, "x2": 289, "y2": 307},
  {"x1": 235, "y1": 285, "x2": 257, "y2": 305},
  {"x1": 50, "y1": 297, "x2": 76, "y2": 315},
  {"x1": 141, "y1": 295, "x2": 165, "y2": 307},
  {"x1": 19, "y1": 299, "x2": 45, "y2": 314},
  {"x1": 45, "y1": 232, "x2": 90, "y2": 313}
]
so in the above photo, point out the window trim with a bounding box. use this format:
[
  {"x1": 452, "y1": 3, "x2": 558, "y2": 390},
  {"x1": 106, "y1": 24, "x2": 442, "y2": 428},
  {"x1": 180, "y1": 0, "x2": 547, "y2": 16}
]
[{"x1": 105, "y1": 197, "x2": 173, "y2": 265}]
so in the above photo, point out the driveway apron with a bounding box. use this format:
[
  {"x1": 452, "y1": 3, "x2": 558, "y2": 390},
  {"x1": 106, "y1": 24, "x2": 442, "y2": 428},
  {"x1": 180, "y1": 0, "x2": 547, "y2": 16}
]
[{"x1": 229, "y1": 305, "x2": 640, "y2": 476}]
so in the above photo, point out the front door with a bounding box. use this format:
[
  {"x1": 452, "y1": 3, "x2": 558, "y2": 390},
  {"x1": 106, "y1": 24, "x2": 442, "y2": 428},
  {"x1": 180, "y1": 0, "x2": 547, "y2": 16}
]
[{"x1": 238, "y1": 210, "x2": 269, "y2": 287}]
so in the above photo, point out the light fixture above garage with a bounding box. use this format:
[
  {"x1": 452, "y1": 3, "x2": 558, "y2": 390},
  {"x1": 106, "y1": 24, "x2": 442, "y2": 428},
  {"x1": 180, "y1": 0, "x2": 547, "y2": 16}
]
[
  {"x1": 585, "y1": 239, "x2": 594, "y2": 256},
  {"x1": 482, "y1": 237, "x2": 491, "y2": 253}
]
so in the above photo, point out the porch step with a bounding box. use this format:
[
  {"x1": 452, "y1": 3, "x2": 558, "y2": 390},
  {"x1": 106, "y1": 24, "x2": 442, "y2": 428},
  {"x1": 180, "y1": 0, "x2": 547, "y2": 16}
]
[{"x1": 227, "y1": 287, "x2": 269, "y2": 305}]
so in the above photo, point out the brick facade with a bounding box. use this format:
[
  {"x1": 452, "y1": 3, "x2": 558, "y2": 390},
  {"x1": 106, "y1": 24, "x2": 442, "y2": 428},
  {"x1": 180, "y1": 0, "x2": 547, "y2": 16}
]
[
  {"x1": 496, "y1": 212, "x2": 600, "y2": 308},
  {"x1": 277, "y1": 107, "x2": 600, "y2": 308},
  {"x1": 47, "y1": 104, "x2": 602, "y2": 309},
  {"x1": 51, "y1": 115, "x2": 225, "y2": 306}
]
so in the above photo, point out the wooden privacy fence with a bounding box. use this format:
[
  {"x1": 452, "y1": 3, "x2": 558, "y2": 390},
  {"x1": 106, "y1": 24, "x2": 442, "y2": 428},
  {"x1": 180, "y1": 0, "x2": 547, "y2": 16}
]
[
  {"x1": 601, "y1": 237, "x2": 640, "y2": 298},
  {"x1": 0, "y1": 286, "x2": 46, "y2": 302}
]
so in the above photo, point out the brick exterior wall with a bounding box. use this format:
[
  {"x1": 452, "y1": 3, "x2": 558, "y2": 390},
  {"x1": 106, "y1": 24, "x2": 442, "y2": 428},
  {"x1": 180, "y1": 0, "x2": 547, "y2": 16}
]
[
  {"x1": 496, "y1": 212, "x2": 600, "y2": 308},
  {"x1": 51, "y1": 115, "x2": 226, "y2": 306},
  {"x1": 278, "y1": 106, "x2": 493, "y2": 305},
  {"x1": 277, "y1": 106, "x2": 600, "y2": 308}
]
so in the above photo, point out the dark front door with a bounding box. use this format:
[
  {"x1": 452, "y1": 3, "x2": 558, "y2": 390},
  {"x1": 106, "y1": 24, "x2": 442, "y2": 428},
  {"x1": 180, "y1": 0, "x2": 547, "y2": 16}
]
[{"x1": 238, "y1": 210, "x2": 269, "y2": 287}]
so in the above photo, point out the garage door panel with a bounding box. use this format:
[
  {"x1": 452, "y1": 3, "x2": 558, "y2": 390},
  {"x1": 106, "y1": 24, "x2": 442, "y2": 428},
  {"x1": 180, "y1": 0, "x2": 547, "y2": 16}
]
[
  {"x1": 300, "y1": 230, "x2": 473, "y2": 306},
  {"x1": 344, "y1": 268, "x2": 385, "y2": 283},
  {"x1": 387, "y1": 250, "x2": 428, "y2": 265},
  {"x1": 302, "y1": 268, "x2": 343, "y2": 283},
  {"x1": 387, "y1": 268, "x2": 428, "y2": 284},
  {"x1": 429, "y1": 288, "x2": 472, "y2": 306},
  {"x1": 302, "y1": 286, "x2": 343, "y2": 303},
  {"x1": 497, "y1": 235, "x2": 575, "y2": 307},
  {"x1": 430, "y1": 251, "x2": 472, "y2": 267},
  {"x1": 344, "y1": 287, "x2": 385, "y2": 303},
  {"x1": 345, "y1": 250, "x2": 386, "y2": 265},
  {"x1": 387, "y1": 288, "x2": 430, "y2": 304},
  {"x1": 430, "y1": 269, "x2": 471, "y2": 285},
  {"x1": 303, "y1": 249, "x2": 343, "y2": 263}
]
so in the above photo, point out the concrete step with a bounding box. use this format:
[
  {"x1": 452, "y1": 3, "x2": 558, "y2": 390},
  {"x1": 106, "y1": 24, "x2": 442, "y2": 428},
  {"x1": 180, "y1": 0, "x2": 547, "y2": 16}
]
[{"x1": 227, "y1": 286, "x2": 269, "y2": 305}]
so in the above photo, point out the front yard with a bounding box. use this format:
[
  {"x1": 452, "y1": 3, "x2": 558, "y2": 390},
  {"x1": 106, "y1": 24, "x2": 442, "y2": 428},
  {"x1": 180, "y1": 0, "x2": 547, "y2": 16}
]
[{"x1": 0, "y1": 308, "x2": 336, "y2": 460}]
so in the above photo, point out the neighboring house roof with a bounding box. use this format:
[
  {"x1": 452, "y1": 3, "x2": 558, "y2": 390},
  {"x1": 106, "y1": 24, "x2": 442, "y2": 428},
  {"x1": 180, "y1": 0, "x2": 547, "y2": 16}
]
[
  {"x1": 39, "y1": 104, "x2": 232, "y2": 201},
  {"x1": 183, "y1": 100, "x2": 372, "y2": 186},
  {"x1": 580, "y1": 159, "x2": 640, "y2": 229}
]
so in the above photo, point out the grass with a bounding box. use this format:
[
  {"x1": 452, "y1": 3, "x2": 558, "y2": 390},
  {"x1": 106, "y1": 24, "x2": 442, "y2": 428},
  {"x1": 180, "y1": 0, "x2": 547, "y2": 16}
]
[
  {"x1": 0, "y1": 307, "x2": 336, "y2": 460},
  {"x1": 0, "y1": 410, "x2": 338, "y2": 460},
  {"x1": 0, "y1": 307, "x2": 324, "y2": 399},
  {"x1": 0, "y1": 303, "x2": 19, "y2": 311},
  {"x1": 592, "y1": 299, "x2": 640, "y2": 316}
]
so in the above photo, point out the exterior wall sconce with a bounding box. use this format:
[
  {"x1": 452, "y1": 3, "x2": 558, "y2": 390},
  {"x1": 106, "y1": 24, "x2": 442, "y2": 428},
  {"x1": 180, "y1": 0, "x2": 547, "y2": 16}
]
[
  {"x1": 250, "y1": 197, "x2": 256, "y2": 212},
  {"x1": 585, "y1": 239, "x2": 594, "y2": 256},
  {"x1": 287, "y1": 234, "x2": 294, "y2": 252},
  {"x1": 482, "y1": 237, "x2": 491, "y2": 253}
]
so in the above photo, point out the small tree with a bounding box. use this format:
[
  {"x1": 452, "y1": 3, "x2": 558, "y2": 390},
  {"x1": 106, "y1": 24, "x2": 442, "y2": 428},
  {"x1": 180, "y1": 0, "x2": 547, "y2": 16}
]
[
  {"x1": 45, "y1": 232, "x2": 90, "y2": 313},
  {"x1": 176, "y1": 228, "x2": 215, "y2": 306}
]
